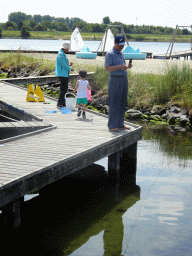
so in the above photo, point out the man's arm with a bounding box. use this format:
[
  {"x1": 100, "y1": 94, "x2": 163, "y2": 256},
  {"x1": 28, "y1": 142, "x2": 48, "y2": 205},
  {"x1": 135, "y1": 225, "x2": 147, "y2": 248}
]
[{"x1": 105, "y1": 65, "x2": 128, "y2": 72}]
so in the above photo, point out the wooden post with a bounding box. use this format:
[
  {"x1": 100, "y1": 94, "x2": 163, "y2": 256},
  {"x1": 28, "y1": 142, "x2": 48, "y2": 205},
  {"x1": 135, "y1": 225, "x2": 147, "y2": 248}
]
[
  {"x1": 2, "y1": 197, "x2": 24, "y2": 230},
  {"x1": 108, "y1": 142, "x2": 138, "y2": 192},
  {"x1": 108, "y1": 151, "x2": 121, "y2": 200},
  {"x1": 119, "y1": 143, "x2": 137, "y2": 190}
]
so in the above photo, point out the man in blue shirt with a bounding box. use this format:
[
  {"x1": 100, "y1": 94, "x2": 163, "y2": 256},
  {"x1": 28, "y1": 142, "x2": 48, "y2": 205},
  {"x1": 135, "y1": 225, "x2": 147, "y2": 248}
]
[
  {"x1": 105, "y1": 35, "x2": 132, "y2": 131},
  {"x1": 55, "y1": 42, "x2": 74, "y2": 107}
]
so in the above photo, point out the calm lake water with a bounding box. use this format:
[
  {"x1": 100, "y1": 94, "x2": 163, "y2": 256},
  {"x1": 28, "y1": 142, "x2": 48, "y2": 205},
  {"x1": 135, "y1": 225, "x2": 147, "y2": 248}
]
[
  {"x1": 2, "y1": 125, "x2": 192, "y2": 256},
  {"x1": 0, "y1": 38, "x2": 191, "y2": 55}
]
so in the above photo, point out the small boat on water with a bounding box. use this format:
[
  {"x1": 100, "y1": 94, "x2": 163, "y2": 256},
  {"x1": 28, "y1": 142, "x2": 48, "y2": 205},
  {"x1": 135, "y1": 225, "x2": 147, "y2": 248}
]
[
  {"x1": 76, "y1": 46, "x2": 97, "y2": 59},
  {"x1": 123, "y1": 46, "x2": 147, "y2": 60}
]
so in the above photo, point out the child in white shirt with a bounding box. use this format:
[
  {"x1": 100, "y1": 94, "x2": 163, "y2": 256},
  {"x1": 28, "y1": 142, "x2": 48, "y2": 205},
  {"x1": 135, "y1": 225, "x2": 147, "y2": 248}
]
[{"x1": 73, "y1": 69, "x2": 91, "y2": 118}]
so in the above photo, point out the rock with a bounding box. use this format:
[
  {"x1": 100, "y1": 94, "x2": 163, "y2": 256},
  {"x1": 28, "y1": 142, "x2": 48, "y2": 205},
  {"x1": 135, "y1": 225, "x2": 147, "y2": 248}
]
[
  {"x1": 90, "y1": 96, "x2": 108, "y2": 108},
  {"x1": 129, "y1": 113, "x2": 142, "y2": 120},
  {"x1": 51, "y1": 82, "x2": 60, "y2": 87},
  {"x1": 174, "y1": 126, "x2": 187, "y2": 132},
  {"x1": 151, "y1": 105, "x2": 166, "y2": 115},
  {"x1": 102, "y1": 105, "x2": 109, "y2": 114},
  {"x1": 189, "y1": 112, "x2": 192, "y2": 124},
  {"x1": 170, "y1": 106, "x2": 181, "y2": 113},
  {"x1": 182, "y1": 109, "x2": 189, "y2": 116},
  {"x1": 161, "y1": 113, "x2": 169, "y2": 120},
  {"x1": 169, "y1": 116, "x2": 176, "y2": 125},
  {"x1": 126, "y1": 109, "x2": 142, "y2": 114},
  {"x1": 150, "y1": 115, "x2": 161, "y2": 120},
  {"x1": 180, "y1": 115, "x2": 189, "y2": 125},
  {"x1": 43, "y1": 84, "x2": 50, "y2": 89},
  {"x1": 126, "y1": 109, "x2": 142, "y2": 120},
  {"x1": 166, "y1": 111, "x2": 181, "y2": 120},
  {"x1": 143, "y1": 111, "x2": 150, "y2": 116}
]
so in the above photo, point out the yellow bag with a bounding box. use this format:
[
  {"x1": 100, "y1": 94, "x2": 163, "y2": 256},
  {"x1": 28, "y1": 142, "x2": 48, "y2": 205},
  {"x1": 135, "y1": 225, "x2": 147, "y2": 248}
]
[{"x1": 26, "y1": 84, "x2": 45, "y2": 102}]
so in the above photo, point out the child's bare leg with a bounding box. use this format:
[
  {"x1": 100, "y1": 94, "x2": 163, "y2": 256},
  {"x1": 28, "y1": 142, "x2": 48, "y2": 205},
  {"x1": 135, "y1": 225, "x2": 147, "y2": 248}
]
[
  {"x1": 82, "y1": 104, "x2": 86, "y2": 112},
  {"x1": 77, "y1": 103, "x2": 81, "y2": 109},
  {"x1": 77, "y1": 103, "x2": 82, "y2": 116}
]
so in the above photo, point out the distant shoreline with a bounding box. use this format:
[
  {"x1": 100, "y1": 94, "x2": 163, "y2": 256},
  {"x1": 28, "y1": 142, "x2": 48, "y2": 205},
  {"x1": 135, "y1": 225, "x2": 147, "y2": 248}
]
[
  {"x1": 1, "y1": 37, "x2": 191, "y2": 44},
  {"x1": 1, "y1": 30, "x2": 192, "y2": 43}
]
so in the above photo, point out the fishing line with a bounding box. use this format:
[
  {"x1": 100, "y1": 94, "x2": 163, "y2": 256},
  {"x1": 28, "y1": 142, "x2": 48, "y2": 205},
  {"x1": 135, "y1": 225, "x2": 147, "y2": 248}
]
[{"x1": 123, "y1": 162, "x2": 169, "y2": 255}]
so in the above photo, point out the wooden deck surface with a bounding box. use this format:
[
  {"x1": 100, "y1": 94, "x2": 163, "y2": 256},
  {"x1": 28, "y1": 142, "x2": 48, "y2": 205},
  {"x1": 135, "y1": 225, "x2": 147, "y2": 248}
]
[
  {"x1": 153, "y1": 50, "x2": 192, "y2": 59},
  {"x1": 0, "y1": 81, "x2": 142, "y2": 208}
]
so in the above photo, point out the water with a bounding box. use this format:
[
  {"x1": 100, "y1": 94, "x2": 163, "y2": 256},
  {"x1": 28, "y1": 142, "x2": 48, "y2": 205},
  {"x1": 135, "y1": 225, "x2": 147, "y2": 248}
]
[
  {"x1": 0, "y1": 38, "x2": 191, "y2": 55},
  {"x1": 2, "y1": 125, "x2": 192, "y2": 255}
]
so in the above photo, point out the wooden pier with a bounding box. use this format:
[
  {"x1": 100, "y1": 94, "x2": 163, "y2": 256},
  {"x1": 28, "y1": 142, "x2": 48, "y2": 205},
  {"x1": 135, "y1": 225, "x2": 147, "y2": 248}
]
[
  {"x1": 153, "y1": 50, "x2": 192, "y2": 60},
  {"x1": 0, "y1": 80, "x2": 142, "y2": 230}
]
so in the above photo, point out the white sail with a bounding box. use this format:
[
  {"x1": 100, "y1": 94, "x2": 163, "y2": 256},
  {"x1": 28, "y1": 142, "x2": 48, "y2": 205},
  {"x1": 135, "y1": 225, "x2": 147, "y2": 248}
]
[
  {"x1": 70, "y1": 27, "x2": 84, "y2": 52},
  {"x1": 97, "y1": 28, "x2": 114, "y2": 52}
]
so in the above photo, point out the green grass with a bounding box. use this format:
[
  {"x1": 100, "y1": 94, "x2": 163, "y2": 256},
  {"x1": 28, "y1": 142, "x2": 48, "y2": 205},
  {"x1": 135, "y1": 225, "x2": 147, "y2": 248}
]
[
  {"x1": 2, "y1": 30, "x2": 192, "y2": 42},
  {"x1": 1, "y1": 52, "x2": 192, "y2": 110},
  {"x1": 2, "y1": 30, "x2": 104, "y2": 40},
  {"x1": 0, "y1": 51, "x2": 55, "y2": 75}
]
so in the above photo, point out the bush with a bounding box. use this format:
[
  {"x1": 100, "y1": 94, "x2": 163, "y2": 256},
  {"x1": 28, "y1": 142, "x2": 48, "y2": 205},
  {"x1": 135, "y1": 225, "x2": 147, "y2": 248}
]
[
  {"x1": 33, "y1": 24, "x2": 47, "y2": 31},
  {"x1": 21, "y1": 25, "x2": 30, "y2": 38}
]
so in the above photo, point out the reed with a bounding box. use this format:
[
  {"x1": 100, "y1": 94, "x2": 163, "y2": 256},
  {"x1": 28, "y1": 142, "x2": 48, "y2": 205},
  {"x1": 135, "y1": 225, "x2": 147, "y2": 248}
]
[
  {"x1": 90, "y1": 63, "x2": 192, "y2": 109},
  {"x1": 0, "y1": 51, "x2": 55, "y2": 74},
  {"x1": 1, "y1": 52, "x2": 192, "y2": 109}
]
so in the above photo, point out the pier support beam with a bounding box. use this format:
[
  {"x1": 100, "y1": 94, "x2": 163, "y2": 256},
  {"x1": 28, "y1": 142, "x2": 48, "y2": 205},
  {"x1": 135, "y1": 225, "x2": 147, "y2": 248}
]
[
  {"x1": 2, "y1": 197, "x2": 24, "y2": 230},
  {"x1": 108, "y1": 142, "x2": 137, "y2": 191}
]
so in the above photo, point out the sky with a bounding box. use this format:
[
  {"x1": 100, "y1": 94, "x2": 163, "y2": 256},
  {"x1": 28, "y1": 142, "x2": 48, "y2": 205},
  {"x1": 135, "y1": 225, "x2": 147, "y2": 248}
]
[{"x1": 0, "y1": 0, "x2": 192, "y2": 29}]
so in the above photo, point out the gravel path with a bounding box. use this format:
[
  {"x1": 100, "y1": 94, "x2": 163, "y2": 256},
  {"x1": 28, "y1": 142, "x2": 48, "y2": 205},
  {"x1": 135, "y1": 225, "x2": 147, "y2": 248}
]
[{"x1": 27, "y1": 52, "x2": 192, "y2": 74}]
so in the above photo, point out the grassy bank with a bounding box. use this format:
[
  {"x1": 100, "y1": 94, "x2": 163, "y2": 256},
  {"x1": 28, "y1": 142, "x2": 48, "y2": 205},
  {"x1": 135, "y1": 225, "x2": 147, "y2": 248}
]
[
  {"x1": 92, "y1": 64, "x2": 192, "y2": 110},
  {"x1": 0, "y1": 52, "x2": 192, "y2": 111},
  {"x1": 2, "y1": 30, "x2": 192, "y2": 43}
]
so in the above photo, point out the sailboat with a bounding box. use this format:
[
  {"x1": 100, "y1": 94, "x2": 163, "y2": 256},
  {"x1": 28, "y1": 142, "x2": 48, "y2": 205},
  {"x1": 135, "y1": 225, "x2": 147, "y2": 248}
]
[
  {"x1": 70, "y1": 27, "x2": 84, "y2": 52},
  {"x1": 97, "y1": 28, "x2": 114, "y2": 55},
  {"x1": 70, "y1": 27, "x2": 97, "y2": 58}
]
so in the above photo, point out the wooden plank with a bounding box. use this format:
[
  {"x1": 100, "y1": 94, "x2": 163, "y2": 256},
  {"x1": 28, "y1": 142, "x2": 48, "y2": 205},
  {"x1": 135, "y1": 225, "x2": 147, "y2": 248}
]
[
  {"x1": 0, "y1": 81, "x2": 142, "y2": 209},
  {"x1": 0, "y1": 123, "x2": 7, "y2": 128},
  {"x1": 1, "y1": 122, "x2": 15, "y2": 127}
]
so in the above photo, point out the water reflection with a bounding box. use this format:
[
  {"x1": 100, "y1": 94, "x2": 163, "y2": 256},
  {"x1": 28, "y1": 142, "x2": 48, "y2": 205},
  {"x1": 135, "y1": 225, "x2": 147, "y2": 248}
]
[
  {"x1": 2, "y1": 164, "x2": 140, "y2": 256},
  {"x1": 142, "y1": 125, "x2": 192, "y2": 159},
  {"x1": 2, "y1": 126, "x2": 192, "y2": 255}
]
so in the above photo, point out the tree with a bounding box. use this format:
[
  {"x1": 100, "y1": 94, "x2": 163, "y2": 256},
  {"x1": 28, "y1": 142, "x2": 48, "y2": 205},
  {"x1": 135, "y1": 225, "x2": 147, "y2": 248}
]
[
  {"x1": 72, "y1": 21, "x2": 86, "y2": 31},
  {"x1": 102, "y1": 16, "x2": 110, "y2": 25},
  {"x1": 9, "y1": 12, "x2": 27, "y2": 25},
  {"x1": 91, "y1": 23, "x2": 105, "y2": 32},
  {"x1": 55, "y1": 17, "x2": 65, "y2": 23},
  {"x1": 18, "y1": 20, "x2": 24, "y2": 30},
  {"x1": 34, "y1": 15, "x2": 42, "y2": 24},
  {"x1": 21, "y1": 25, "x2": 30, "y2": 38},
  {"x1": 82, "y1": 23, "x2": 92, "y2": 32},
  {"x1": 42, "y1": 20, "x2": 53, "y2": 29},
  {"x1": 0, "y1": 26, "x2": 2, "y2": 38},
  {"x1": 42, "y1": 15, "x2": 55, "y2": 22},
  {"x1": 182, "y1": 28, "x2": 189, "y2": 35},
  {"x1": 54, "y1": 22, "x2": 69, "y2": 32},
  {"x1": 33, "y1": 24, "x2": 47, "y2": 31},
  {"x1": 29, "y1": 20, "x2": 38, "y2": 30},
  {"x1": 5, "y1": 21, "x2": 17, "y2": 30}
]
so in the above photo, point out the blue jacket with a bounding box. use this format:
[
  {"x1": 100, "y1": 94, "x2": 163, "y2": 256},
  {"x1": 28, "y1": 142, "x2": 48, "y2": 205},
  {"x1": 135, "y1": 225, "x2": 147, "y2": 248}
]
[{"x1": 55, "y1": 49, "x2": 71, "y2": 77}]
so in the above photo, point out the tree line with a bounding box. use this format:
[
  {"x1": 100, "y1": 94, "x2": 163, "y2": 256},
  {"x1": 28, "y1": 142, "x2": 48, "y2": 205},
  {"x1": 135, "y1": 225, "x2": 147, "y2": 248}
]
[{"x1": 0, "y1": 12, "x2": 191, "y2": 39}]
